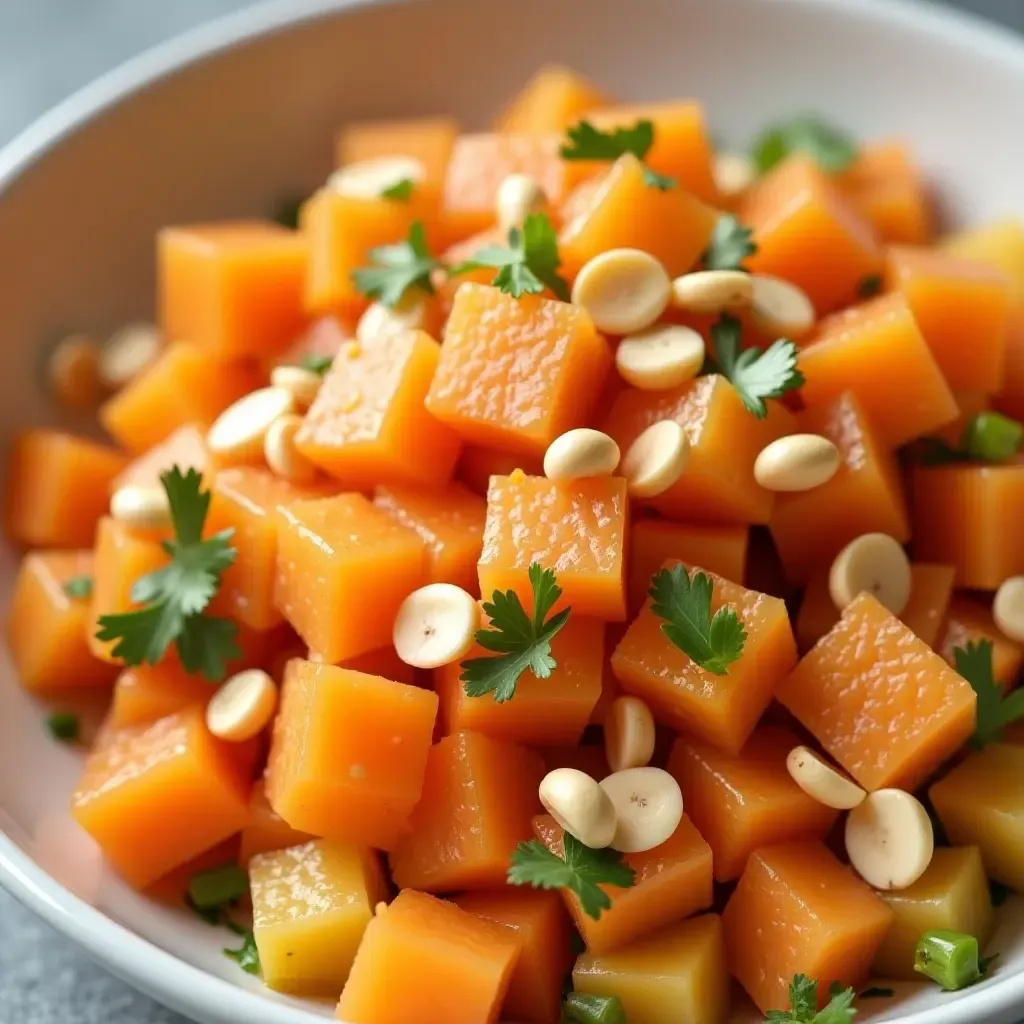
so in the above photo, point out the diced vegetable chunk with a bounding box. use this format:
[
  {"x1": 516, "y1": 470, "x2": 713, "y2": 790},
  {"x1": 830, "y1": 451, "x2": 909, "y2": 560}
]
[
  {"x1": 109, "y1": 662, "x2": 213, "y2": 727},
  {"x1": 941, "y1": 219, "x2": 1024, "y2": 302},
  {"x1": 496, "y1": 66, "x2": 608, "y2": 134}
]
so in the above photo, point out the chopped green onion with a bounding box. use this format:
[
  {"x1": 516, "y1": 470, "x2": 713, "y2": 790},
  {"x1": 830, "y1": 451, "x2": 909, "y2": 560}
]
[
  {"x1": 188, "y1": 862, "x2": 248, "y2": 910},
  {"x1": 63, "y1": 575, "x2": 93, "y2": 600},
  {"x1": 961, "y1": 411, "x2": 1023, "y2": 462},
  {"x1": 563, "y1": 992, "x2": 626, "y2": 1024},
  {"x1": 223, "y1": 924, "x2": 261, "y2": 976},
  {"x1": 47, "y1": 712, "x2": 80, "y2": 742},
  {"x1": 914, "y1": 929, "x2": 990, "y2": 990}
]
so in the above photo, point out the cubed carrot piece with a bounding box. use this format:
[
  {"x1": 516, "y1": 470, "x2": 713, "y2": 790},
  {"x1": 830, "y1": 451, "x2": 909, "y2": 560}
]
[
  {"x1": 994, "y1": 307, "x2": 1024, "y2": 422},
  {"x1": 532, "y1": 813, "x2": 713, "y2": 955},
  {"x1": 7, "y1": 551, "x2": 117, "y2": 692},
  {"x1": 912, "y1": 462, "x2": 1024, "y2": 590},
  {"x1": 434, "y1": 615, "x2": 603, "y2": 746},
  {"x1": 798, "y1": 293, "x2": 958, "y2": 447},
  {"x1": 453, "y1": 889, "x2": 573, "y2": 1024},
  {"x1": 266, "y1": 659, "x2": 437, "y2": 850},
  {"x1": 336, "y1": 116, "x2": 459, "y2": 185},
  {"x1": 426, "y1": 284, "x2": 611, "y2": 457},
  {"x1": 668, "y1": 726, "x2": 838, "y2": 883},
  {"x1": 71, "y1": 705, "x2": 255, "y2": 889},
  {"x1": 559, "y1": 154, "x2": 718, "y2": 278},
  {"x1": 942, "y1": 219, "x2": 1024, "y2": 303},
  {"x1": 239, "y1": 780, "x2": 314, "y2": 866},
  {"x1": 296, "y1": 330, "x2": 461, "y2": 487},
  {"x1": 722, "y1": 843, "x2": 894, "y2": 1015},
  {"x1": 768, "y1": 391, "x2": 910, "y2": 584},
  {"x1": 478, "y1": 473, "x2": 627, "y2": 621},
  {"x1": 113, "y1": 424, "x2": 209, "y2": 491},
  {"x1": 884, "y1": 246, "x2": 1011, "y2": 392},
  {"x1": 336, "y1": 889, "x2": 522, "y2": 1024},
  {"x1": 109, "y1": 661, "x2": 214, "y2": 727},
  {"x1": 456, "y1": 444, "x2": 545, "y2": 496},
  {"x1": 5, "y1": 431, "x2": 128, "y2": 548},
  {"x1": 274, "y1": 493, "x2": 425, "y2": 663},
  {"x1": 938, "y1": 595, "x2": 1024, "y2": 690},
  {"x1": 100, "y1": 341, "x2": 261, "y2": 454},
  {"x1": 612, "y1": 564, "x2": 798, "y2": 753},
  {"x1": 776, "y1": 593, "x2": 977, "y2": 791},
  {"x1": 603, "y1": 375, "x2": 796, "y2": 525},
  {"x1": 740, "y1": 154, "x2": 883, "y2": 314},
  {"x1": 495, "y1": 66, "x2": 608, "y2": 134},
  {"x1": 389, "y1": 730, "x2": 544, "y2": 892},
  {"x1": 628, "y1": 519, "x2": 748, "y2": 616},
  {"x1": 206, "y1": 467, "x2": 338, "y2": 631}
]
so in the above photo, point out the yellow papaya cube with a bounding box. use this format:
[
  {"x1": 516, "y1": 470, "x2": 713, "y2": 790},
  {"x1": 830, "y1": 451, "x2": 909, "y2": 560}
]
[
  {"x1": 495, "y1": 66, "x2": 608, "y2": 134},
  {"x1": 572, "y1": 915, "x2": 729, "y2": 1024},
  {"x1": 250, "y1": 839, "x2": 385, "y2": 995},
  {"x1": 942, "y1": 219, "x2": 1024, "y2": 303}
]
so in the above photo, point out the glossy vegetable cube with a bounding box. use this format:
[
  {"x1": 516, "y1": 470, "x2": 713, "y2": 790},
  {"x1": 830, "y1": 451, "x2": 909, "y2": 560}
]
[
  {"x1": 776, "y1": 592, "x2": 977, "y2": 791},
  {"x1": 113, "y1": 424, "x2": 209, "y2": 491},
  {"x1": 495, "y1": 66, "x2": 608, "y2": 134},
  {"x1": 109, "y1": 662, "x2": 213, "y2": 727},
  {"x1": 250, "y1": 839, "x2": 385, "y2": 995},
  {"x1": 239, "y1": 780, "x2": 314, "y2": 866},
  {"x1": 937, "y1": 594, "x2": 1024, "y2": 690},
  {"x1": 335, "y1": 645, "x2": 415, "y2": 685},
  {"x1": 942, "y1": 219, "x2": 1024, "y2": 302},
  {"x1": 336, "y1": 116, "x2": 459, "y2": 185}
]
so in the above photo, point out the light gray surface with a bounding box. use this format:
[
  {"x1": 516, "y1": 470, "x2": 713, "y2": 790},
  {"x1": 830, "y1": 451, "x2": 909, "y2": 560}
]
[{"x1": 0, "y1": 0, "x2": 1022, "y2": 1021}]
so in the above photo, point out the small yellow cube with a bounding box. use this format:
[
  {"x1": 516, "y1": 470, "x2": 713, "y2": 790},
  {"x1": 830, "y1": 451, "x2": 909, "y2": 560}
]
[{"x1": 250, "y1": 839, "x2": 385, "y2": 995}]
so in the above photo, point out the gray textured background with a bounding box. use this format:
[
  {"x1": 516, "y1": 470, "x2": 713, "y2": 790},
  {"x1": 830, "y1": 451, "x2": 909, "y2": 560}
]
[{"x1": 1, "y1": 0, "x2": 1022, "y2": 1021}]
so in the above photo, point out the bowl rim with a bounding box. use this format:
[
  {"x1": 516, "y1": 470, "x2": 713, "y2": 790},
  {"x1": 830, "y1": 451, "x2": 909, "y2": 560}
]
[{"x1": 2, "y1": 0, "x2": 1024, "y2": 1021}]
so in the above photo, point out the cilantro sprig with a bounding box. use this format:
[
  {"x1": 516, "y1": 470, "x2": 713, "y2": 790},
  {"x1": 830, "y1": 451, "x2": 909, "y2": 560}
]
[
  {"x1": 560, "y1": 119, "x2": 677, "y2": 190},
  {"x1": 703, "y1": 214, "x2": 758, "y2": 272},
  {"x1": 954, "y1": 639, "x2": 1024, "y2": 747},
  {"x1": 460, "y1": 563, "x2": 571, "y2": 702},
  {"x1": 63, "y1": 575, "x2": 93, "y2": 600},
  {"x1": 223, "y1": 923, "x2": 261, "y2": 976},
  {"x1": 380, "y1": 177, "x2": 415, "y2": 201},
  {"x1": 508, "y1": 832, "x2": 635, "y2": 920},
  {"x1": 300, "y1": 353, "x2": 334, "y2": 376},
  {"x1": 918, "y1": 411, "x2": 1023, "y2": 466},
  {"x1": 450, "y1": 212, "x2": 570, "y2": 301},
  {"x1": 95, "y1": 467, "x2": 240, "y2": 681},
  {"x1": 351, "y1": 220, "x2": 441, "y2": 307},
  {"x1": 649, "y1": 564, "x2": 746, "y2": 675},
  {"x1": 765, "y1": 975, "x2": 856, "y2": 1023},
  {"x1": 752, "y1": 115, "x2": 858, "y2": 174}
]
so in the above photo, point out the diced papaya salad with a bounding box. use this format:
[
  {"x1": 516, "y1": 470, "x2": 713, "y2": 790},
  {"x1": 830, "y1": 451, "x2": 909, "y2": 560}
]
[{"x1": 7, "y1": 64, "x2": 1024, "y2": 1024}]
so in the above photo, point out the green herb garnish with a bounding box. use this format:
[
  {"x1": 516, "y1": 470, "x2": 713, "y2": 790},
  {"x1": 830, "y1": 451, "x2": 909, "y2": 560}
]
[
  {"x1": 954, "y1": 639, "x2": 1024, "y2": 747},
  {"x1": 188, "y1": 862, "x2": 248, "y2": 912},
  {"x1": 63, "y1": 575, "x2": 93, "y2": 600},
  {"x1": 563, "y1": 991, "x2": 627, "y2": 1024},
  {"x1": 223, "y1": 923, "x2": 261, "y2": 976},
  {"x1": 764, "y1": 974, "x2": 856, "y2": 1023},
  {"x1": 752, "y1": 116, "x2": 858, "y2": 174},
  {"x1": 560, "y1": 119, "x2": 676, "y2": 190},
  {"x1": 915, "y1": 929, "x2": 997, "y2": 991},
  {"x1": 380, "y1": 177, "x2": 415, "y2": 201},
  {"x1": 351, "y1": 220, "x2": 441, "y2": 307},
  {"x1": 46, "y1": 712, "x2": 80, "y2": 742},
  {"x1": 917, "y1": 411, "x2": 1023, "y2": 466},
  {"x1": 703, "y1": 214, "x2": 758, "y2": 271},
  {"x1": 300, "y1": 353, "x2": 334, "y2": 376}
]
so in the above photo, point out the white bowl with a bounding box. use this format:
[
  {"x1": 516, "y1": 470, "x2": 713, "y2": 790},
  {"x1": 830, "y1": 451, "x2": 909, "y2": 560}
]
[{"x1": 1, "y1": 0, "x2": 1023, "y2": 1021}]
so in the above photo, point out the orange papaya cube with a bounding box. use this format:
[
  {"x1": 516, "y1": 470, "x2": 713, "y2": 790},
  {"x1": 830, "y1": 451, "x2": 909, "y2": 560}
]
[
  {"x1": 532, "y1": 812, "x2": 713, "y2": 954},
  {"x1": 722, "y1": 842, "x2": 894, "y2": 1014},
  {"x1": 453, "y1": 889, "x2": 572, "y2": 1024},
  {"x1": 768, "y1": 391, "x2": 910, "y2": 584},
  {"x1": 912, "y1": 462, "x2": 1024, "y2": 590},
  {"x1": 433, "y1": 614, "x2": 603, "y2": 746},
  {"x1": 884, "y1": 246, "x2": 1011, "y2": 392},
  {"x1": 389, "y1": 730, "x2": 544, "y2": 892},
  {"x1": 456, "y1": 444, "x2": 545, "y2": 496},
  {"x1": 335, "y1": 888, "x2": 521, "y2": 1024},
  {"x1": 938, "y1": 594, "x2": 1024, "y2": 690},
  {"x1": 113, "y1": 424, "x2": 209, "y2": 491},
  {"x1": 372, "y1": 482, "x2": 485, "y2": 594},
  {"x1": 71, "y1": 704, "x2": 255, "y2": 888},
  {"x1": 798, "y1": 293, "x2": 958, "y2": 447},
  {"x1": 495, "y1": 66, "x2": 608, "y2": 134},
  {"x1": 603, "y1": 375, "x2": 796, "y2": 525},
  {"x1": 942, "y1": 219, "x2": 1024, "y2": 303},
  {"x1": 797, "y1": 562, "x2": 955, "y2": 652},
  {"x1": 7, "y1": 551, "x2": 117, "y2": 692},
  {"x1": 266, "y1": 659, "x2": 437, "y2": 849},
  {"x1": 109, "y1": 661, "x2": 213, "y2": 727},
  {"x1": 740, "y1": 154, "x2": 883, "y2": 314},
  {"x1": 427, "y1": 284, "x2": 611, "y2": 457},
  {"x1": 994, "y1": 307, "x2": 1024, "y2": 422},
  {"x1": 336, "y1": 116, "x2": 459, "y2": 185},
  {"x1": 629, "y1": 518, "x2": 748, "y2": 616},
  {"x1": 239, "y1": 780, "x2": 314, "y2": 866},
  {"x1": 206, "y1": 467, "x2": 337, "y2": 631},
  {"x1": 667, "y1": 726, "x2": 839, "y2": 882},
  {"x1": 612, "y1": 564, "x2": 798, "y2": 753},
  {"x1": 274, "y1": 493, "x2": 425, "y2": 662},
  {"x1": 478, "y1": 473, "x2": 627, "y2": 621},
  {"x1": 559, "y1": 153, "x2": 718, "y2": 279},
  {"x1": 100, "y1": 341, "x2": 261, "y2": 454},
  {"x1": 5, "y1": 431, "x2": 128, "y2": 548},
  {"x1": 158, "y1": 221, "x2": 307, "y2": 358},
  {"x1": 296, "y1": 329, "x2": 462, "y2": 487},
  {"x1": 776, "y1": 592, "x2": 977, "y2": 792}
]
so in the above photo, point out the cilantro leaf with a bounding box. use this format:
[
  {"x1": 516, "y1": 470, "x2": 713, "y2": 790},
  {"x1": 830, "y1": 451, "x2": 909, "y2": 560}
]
[
  {"x1": 764, "y1": 975, "x2": 857, "y2": 1023},
  {"x1": 351, "y1": 220, "x2": 440, "y2": 307},
  {"x1": 954, "y1": 639, "x2": 1024, "y2": 747},
  {"x1": 300, "y1": 353, "x2": 333, "y2": 376},
  {"x1": 380, "y1": 177, "x2": 415, "y2": 200},
  {"x1": 450, "y1": 212, "x2": 570, "y2": 301},
  {"x1": 508, "y1": 833, "x2": 635, "y2": 920},
  {"x1": 752, "y1": 115, "x2": 858, "y2": 174},
  {"x1": 63, "y1": 575, "x2": 93, "y2": 600},
  {"x1": 642, "y1": 166, "x2": 677, "y2": 191},
  {"x1": 223, "y1": 925, "x2": 261, "y2": 976},
  {"x1": 460, "y1": 562, "x2": 571, "y2": 702},
  {"x1": 649, "y1": 563, "x2": 746, "y2": 674},
  {"x1": 703, "y1": 214, "x2": 758, "y2": 271},
  {"x1": 560, "y1": 119, "x2": 677, "y2": 190}
]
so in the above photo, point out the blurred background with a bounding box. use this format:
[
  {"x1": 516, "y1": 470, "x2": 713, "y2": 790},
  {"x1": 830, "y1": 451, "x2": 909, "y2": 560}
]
[{"x1": 0, "y1": 0, "x2": 1021, "y2": 1021}]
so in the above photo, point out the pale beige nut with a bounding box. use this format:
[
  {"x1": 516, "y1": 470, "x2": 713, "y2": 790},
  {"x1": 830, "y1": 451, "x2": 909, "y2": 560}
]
[
  {"x1": 754, "y1": 434, "x2": 841, "y2": 492},
  {"x1": 98, "y1": 322, "x2": 162, "y2": 389},
  {"x1": 621, "y1": 420, "x2": 689, "y2": 498},
  {"x1": 206, "y1": 669, "x2": 279, "y2": 743},
  {"x1": 393, "y1": 583, "x2": 480, "y2": 669},
  {"x1": 829, "y1": 533, "x2": 912, "y2": 615},
  {"x1": 207, "y1": 386, "x2": 295, "y2": 462},
  {"x1": 543, "y1": 429, "x2": 620, "y2": 482},
  {"x1": 356, "y1": 295, "x2": 429, "y2": 345},
  {"x1": 48, "y1": 334, "x2": 102, "y2": 410},
  {"x1": 845, "y1": 788, "x2": 934, "y2": 891},
  {"x1": 670, "y1": 270, "x2": 754, "y2": 316},
  {"x1": 110, "y1": 484, "x2": 171, "y2": 531},
  {"x1": 600, "y1": 767, "x2": 684, "y2": 854},
  {"x1": 264, "y1": 414, "x2": 318, "y2": 484},
  {"x1": 786, "y1": 746, "x2": 866, "y2": 810},
  {"x1": 496, "y1": 173, "x2": 548, "y2": 233},
  {"x1": 993, "y1": 576, "x2": 1024, "y2": 643},
  {"x1": 326, "y1": 156, "x2": 425, "y2": 200},
  {"x1": 604, "y1": 696, "x2": 656, "y2": 773},
  {"x1": 571, "y1": 249, "x2": 672, "y2": 335},
  {"x1": 713, "y1": 151, "x2": 756, "y2": 199},
  {"x1": 615, "y1": 324, "x2": 705, "y2": 390},
  {"x1": 751, "y1": 275, "x2": 816, "y2": 339},
  {"x1": 269, "y1": 365, "x2": 323, "y2": 408},
  {"x1": 539, "y1": 767, "x2": 618, "y2": 849}
]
